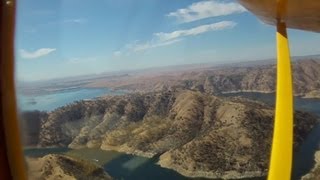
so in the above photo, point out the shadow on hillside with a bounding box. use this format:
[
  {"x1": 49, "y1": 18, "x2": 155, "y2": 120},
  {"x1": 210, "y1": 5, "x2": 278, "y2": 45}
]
[
  {"x1": 102, "y1": 154, "x2": 189, "y2": 180},
  {"x1": 101, "y1": 154, "x2": 266, "y2": 180}
]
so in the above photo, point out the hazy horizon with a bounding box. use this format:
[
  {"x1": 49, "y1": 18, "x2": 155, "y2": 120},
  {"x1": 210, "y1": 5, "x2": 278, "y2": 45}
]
[{"x1": 16, "y1": 53, "x2": 320, "y2": 83}]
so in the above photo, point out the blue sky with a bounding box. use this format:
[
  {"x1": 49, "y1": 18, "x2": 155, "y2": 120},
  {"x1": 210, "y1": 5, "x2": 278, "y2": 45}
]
[{"x1": 15, "y1": 0, "x2": 320, "y2": 81}]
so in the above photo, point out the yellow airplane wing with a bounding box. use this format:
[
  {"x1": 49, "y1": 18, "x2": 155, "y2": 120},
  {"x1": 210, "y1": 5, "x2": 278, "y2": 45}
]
[
  {"x1": 239, "y1": 0, "x2": 320, "y2": 33},
  {"x1": 238, "y1": 0, "x2": 320, "y2": 180}
]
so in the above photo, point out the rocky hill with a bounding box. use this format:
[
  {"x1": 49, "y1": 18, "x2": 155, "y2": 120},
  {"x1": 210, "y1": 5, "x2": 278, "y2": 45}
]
[
  {"x1": 26, "y1": 154, "x2": 112, "y2": 180},
  {"x1": 87, "y1": 59, "x2": 320, "y2": 98},
  {"x1": 22, "y1": 90, "x2": 319, "y2": 179}
]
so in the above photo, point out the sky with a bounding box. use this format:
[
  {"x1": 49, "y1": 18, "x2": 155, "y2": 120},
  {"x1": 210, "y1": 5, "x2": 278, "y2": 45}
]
[{"x1": 15, "y1": 0, "x2": 320, "y2": 81}]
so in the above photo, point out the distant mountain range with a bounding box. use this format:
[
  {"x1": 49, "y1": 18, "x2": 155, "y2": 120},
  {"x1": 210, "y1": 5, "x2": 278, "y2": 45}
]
[
  {"x1": 84, "y1": 59, "x2": 320, "y2": 99},
  {"x1": 18, "y1": 55, "x2": 320, "y2": 98}
]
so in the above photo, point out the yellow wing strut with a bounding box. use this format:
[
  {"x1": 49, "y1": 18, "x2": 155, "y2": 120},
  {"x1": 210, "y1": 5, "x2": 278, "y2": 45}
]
[{"x1": 268, "y1": 21, "x2": 293, "y2": 180}]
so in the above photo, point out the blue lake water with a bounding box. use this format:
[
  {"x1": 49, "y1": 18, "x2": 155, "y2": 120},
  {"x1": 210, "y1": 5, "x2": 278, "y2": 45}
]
[
  {"x1": 222, "y1": 92, "x2": 320, "y2": 116},
  {"x1": 17, "y1": 88, "x2": 127, "y2": 111},
  {"x1": 24, "y1": 148, "x2": 262, "y2": 180},
  {"x1": 24, "y1": 148, "x2": 190, "y2": 180}
]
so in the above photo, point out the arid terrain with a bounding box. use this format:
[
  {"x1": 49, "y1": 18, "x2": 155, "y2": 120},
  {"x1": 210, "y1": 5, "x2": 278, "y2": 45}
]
[
  {"x1": 22, "y1": 89, "x2": 318, "y2": 179},
  {"x1": 19, "y1": 58, "x2": 320, "y2": 99},
  {"x1": 26, "y1": 154, "x2": 112, "y2": 180},
  {"x1": 20, "y1": 57, "x2": 320, "y2": 179},
  {"x1": 84, "y1": 59, "x2": 320, "y2": 98}
]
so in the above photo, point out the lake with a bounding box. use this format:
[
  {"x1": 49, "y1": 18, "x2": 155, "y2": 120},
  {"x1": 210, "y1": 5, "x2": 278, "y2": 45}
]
[
  {"x1": 24, "y1": 148, "x2": 191, "y2": 180},
  {"x1": 222, "y1": 92, "x2": 320, "y2": 116},
  {"x1": 24, "y1": 147, "x2": 264, "y2": 180},
  {"x1": 17, "y1": 88, "x2": 127, "y2": 111}
]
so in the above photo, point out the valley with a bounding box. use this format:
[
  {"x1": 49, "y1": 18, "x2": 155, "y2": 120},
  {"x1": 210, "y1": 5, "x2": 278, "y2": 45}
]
[
  {"x1": 22, "y1": 90, "x2": 319, "y2": 179},
  {"x1": 19, "y1": 57, "x2": 320, "y2": 179}
]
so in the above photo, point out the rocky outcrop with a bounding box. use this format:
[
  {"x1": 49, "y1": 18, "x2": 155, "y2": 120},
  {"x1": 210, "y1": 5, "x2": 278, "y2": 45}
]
[
  {"x1": 157, "y1": 98, "x2": 317, "y2": 179},
  {"x1": 293, "y1": 60, "x2": 320, "y2": 97},
  {"x1": 183, "y1": 59, "x2": 320, "y2": 98},
  {"x1": 26, "y1": 90, "x2": 318, "y2": 179},
  {"x1": 26, "y1": 154, "x2": 112, "y2": 180}
]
